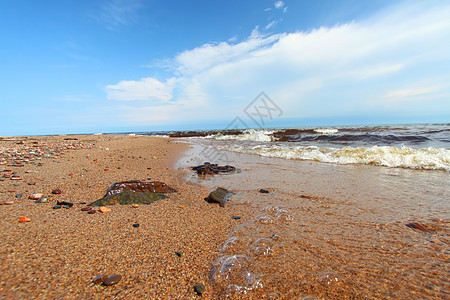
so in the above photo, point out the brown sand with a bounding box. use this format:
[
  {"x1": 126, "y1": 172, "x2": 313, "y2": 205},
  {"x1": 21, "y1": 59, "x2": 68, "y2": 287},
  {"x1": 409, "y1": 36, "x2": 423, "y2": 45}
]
[{"x1": 0, "y1": 135, "x2": 255, "y2": 299}]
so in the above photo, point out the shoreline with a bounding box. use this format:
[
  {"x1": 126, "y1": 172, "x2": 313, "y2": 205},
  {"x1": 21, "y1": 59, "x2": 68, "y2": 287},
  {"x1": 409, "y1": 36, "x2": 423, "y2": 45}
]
[
  {"x1": 1, "y1": 134, "x2": 448, "y2": 299},
  {"x1": 0, "y1": 134, "x2": 257, "y2": 299}
]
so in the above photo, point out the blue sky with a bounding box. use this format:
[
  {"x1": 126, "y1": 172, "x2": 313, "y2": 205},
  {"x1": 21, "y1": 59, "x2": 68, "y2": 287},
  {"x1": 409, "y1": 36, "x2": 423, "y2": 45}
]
[{"x1": 1, "y1": 0, "x2": 449, "y2": 136}]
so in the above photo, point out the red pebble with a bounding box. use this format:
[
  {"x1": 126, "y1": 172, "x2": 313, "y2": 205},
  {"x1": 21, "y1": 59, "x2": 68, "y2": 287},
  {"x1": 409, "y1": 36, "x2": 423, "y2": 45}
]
[
  {"x1": 52, "y1": 189, "x2": 62, "y2": 194},
  {"x1": 19, "y1": 216, "x2": 31, "y2": 223},
  {"x1": 87, "y1": 210, "x2": 97, "y2": 214}
]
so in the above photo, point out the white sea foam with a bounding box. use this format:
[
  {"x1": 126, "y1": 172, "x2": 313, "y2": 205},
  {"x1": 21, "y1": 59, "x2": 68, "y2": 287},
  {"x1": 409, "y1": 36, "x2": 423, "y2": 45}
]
[
  {"x1": 217, "y1": 144, "x2": 450, "y2": 171},
  {"x1": 204, "y1": 129, "x2": 276, "y2": 142},
  {"x1": 314, "y1": 128, "x2": 339, "y2": 134}
]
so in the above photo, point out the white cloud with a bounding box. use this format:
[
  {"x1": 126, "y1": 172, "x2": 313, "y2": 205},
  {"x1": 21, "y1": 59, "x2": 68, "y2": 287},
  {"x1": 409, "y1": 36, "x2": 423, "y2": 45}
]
[
  {"x1": 106, "y1": 1, "x2": 450, "y2": 124},
  {"x1": 106, "y1": 77, "x2": 175, "y2": 101},
  {"x1": 274, "y1": 1, "x2": 284, "y2": 9}
]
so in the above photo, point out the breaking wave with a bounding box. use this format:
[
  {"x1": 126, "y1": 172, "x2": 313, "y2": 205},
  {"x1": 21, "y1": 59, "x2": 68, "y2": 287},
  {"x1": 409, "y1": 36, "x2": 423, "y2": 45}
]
[
  {"x1": 217, "y1": 144, "x2": 450, "y2": 171},
  {"x1": 204, "y1": 129, "x2": 276, "y2": 142}
]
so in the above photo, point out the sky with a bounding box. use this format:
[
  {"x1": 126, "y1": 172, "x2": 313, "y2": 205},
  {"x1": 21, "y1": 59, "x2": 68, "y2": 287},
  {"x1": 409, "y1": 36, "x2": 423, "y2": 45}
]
[{"x1": 1, "y1": 0, "x2": 449, "y2": 136}]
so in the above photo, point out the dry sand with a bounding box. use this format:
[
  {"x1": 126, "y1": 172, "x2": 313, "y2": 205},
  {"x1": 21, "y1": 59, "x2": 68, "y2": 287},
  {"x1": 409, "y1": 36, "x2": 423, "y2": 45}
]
[{"x1": 0, "y1": 135, "x2": 256, "y2": 299}]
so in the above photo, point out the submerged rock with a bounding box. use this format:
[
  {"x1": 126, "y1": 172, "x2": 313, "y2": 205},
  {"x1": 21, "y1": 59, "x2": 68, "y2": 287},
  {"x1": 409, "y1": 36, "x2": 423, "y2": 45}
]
[
  {"x1": 104, "y1": 180, "x2": 177, "y2": 196},
  {"x1": 192, "y1": 162, "x2": 236, "y2": 175},
  {"x1": 89, "y1": 191, "x2": 168, "y2": 206},
  {"x1": 206, "y1": 187, "x2": 234, "y2": 207}
]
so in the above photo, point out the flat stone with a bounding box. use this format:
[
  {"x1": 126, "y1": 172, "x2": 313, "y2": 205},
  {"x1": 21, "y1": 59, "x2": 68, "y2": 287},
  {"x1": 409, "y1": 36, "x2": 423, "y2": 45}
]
[
  {"x1": 87, "y1": 209, "x2": 97, "y2": 214},
  {"x1": 81, "y1": 207, "x2": 92, "y2": 211},
  {"x1": 192, "y1": 162, "x2": 236, "y2": 175},
  {"x1": 131, "y1": 204, "x2": 139, "y2": 208},
  {"x1": 53, "y1": 205, "x2": 61, "y2": 209},
  {"x1": 132, "y1": 223, "x2": 139, "y2": 228},
  {"x1": 52, "y1": 189, "x2": 62, "y2": 194},
  {"x1": 104, "y1": 180, "x2": 177, "y2": 196},
  {"x1": 194, "y1": 283, "x2": 205, "y2": 295},
  {"x1": 259, "y1": 189, "x2": 270, "y2": 194},
  {"x1": 175, "y1": 251, "x2": 183, "y2": 257},
  {"x1": 88, "y1": 191, "x2": 168, "y2": 207},
  {"x1": 406, "y1": 222, "x2": 428, "y2": 232},
  {"x1": 103, "y1": 274, "x2": 122, "y2": 286},
  {"x1": 231, "y1": 216, "x2": 241, "y2": 220},
  {"x1": 4, "y1": 201, "x2": 13, "y2": 205},
  {"x1": 15, "y1": 194, "x2": 22, "y2": 198}
]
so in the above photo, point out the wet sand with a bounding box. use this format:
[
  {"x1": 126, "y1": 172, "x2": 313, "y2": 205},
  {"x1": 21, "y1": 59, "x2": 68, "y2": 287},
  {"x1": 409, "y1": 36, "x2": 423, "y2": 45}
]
[{"x1": 1, "y1": 135, "x2": 448, "y2": 299}]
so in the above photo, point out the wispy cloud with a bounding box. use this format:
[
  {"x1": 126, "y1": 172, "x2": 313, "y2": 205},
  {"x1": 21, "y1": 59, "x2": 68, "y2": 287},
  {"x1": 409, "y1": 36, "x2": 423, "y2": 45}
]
[
  {"x1": 105, "y1": 1, "x2": 450, "y2": 124},
  {"x1": 90, "y1": 0, "x2": 142, "y2": 29},
  {"x1": 274, "y1": 1, "x2": 284, "y2": 9}
]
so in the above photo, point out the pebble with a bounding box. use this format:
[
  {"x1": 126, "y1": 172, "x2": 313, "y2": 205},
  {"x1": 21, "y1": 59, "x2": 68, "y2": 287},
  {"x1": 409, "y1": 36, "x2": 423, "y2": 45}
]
[
  {"x1": 194, "y1": 283, "x2": 205, "y2": 295},
  {"x1": 103, "y1": 274, "x2": 122, "y2": 286},
  {"x1": 81, "y1": 207, "x2": 92, "y2": 211},
  {"x1": 19, "y1": 216, "x2": 31, "y2": 223},
  {"x1": 92, "y1": 274, "x2": 108, "y2": 284},
  {"x1": 131, "y1": 204, "x2": 139, "y2": 208},
  {"x1": 259, "y1": 189, "x2": 270, "y2": 194},
  {"x1": 99, "y1": 206, "x2": 111, "y2": 213},
  {"x1": 63, "y1": 205, "x2": 71, "y2": 209},
  {"x1": 406, "y1": 222, "x2": 428, "y2": 232},
  {"x1": 35, "y1": 197, "x2": 48, "y2": 203},
  {"x1": 175, "y1": 251, "x2": 183, "y2": 257},
  {"x1": 87, "y1": 209, "x2": 97, "y2": 214},
  {"x1": 231, "y1": 216, "x2": 241, "y2": 220},
  {"x1": 15, "y1": 194, "x2": 22, "y2": 198},
  {"x1": 52, "y1": 189, "x2": 62, "y2": 194},
  {"x1": 53, "y1": 205, "x2": 61, "y2": 209},
  {"x1": 29, "y1": 193, "x2": 44, "y2": 200},
  {"x1": 179, "y1": 205, "x2": 185, "y2": 208},
  {"x1": 57, "y1": 201, "x2": 73, "y2": 207},
  {"x1": 132, "y1": 223, "x2": 139, "y2": 228},
  {"x1": 4, "y1": 201, "x2": 13, "y2": 205}
]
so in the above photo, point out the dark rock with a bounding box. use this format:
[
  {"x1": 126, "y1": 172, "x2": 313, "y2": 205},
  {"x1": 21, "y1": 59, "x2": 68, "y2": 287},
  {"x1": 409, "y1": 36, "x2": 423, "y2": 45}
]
[
  {"x1": 103, "y1": 274, "x2": 122, "y2": 286},
  {"x1": 406, "y1": 222, "x2": 428, "y2": 232},
  {"x1": 132, "y1": 223, "x2": 139, "y2": 228},
  {"x1": 57, "y1": 201, "x2": 73, "y2": 207},
  {"x1": 259, "y1": 189, "x2": 269, "y2": 194},
  {"x1": 53, "y1": 205, "x2": 61, "y2": 209},
  {"x1": 15, "y1": 194, "x2": 22, "y2": 198},
  {"x1": 206, "y1": 187, "x2": 234, "y2": 207},
  {"x1": 63, "y1": 205, "x2": 71, "y2": 209},
  {"x1": 231, "y1": 216, "x2": 241, "y2": 220},
  {"x1": 88, "y1": 191, "x2": 168, "y2": 207},
  {"x1": 87, "y1": 209, "x2": 96, "y2": 214},
  {"x1": 175, "y1": 251, "x2": 183, "y2": 257},
  {"x1": 81, "y1": 207, "x2": 92, "y2": 211},
  {"x1": 52, "y1": 189, "x2": 62, "y2": 194},
  {"x1": 92, "y1": 274, "x2": 107, "y2": 284},
  {"x1": 191, "y1": 162, "x2": 236, "y2": 175},
  {"x1": 194, "y1": 283, "x2": 205, "y2": 295},
  {"x1": 104, "y1": 180, "x2": 177, "y2": 197}
]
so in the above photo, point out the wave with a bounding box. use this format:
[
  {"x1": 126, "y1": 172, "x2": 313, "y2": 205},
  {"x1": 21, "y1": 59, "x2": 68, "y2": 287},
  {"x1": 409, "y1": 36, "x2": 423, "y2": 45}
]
[
  {"x1": 204, "y1": 129, "x2": 276, "y2": 142},
  {"x1": 217, "y1": 144, "x2": 450, "y2": 171},
  {"x1": 314, "y1": 128, "x2": 339, "y2": 134}
]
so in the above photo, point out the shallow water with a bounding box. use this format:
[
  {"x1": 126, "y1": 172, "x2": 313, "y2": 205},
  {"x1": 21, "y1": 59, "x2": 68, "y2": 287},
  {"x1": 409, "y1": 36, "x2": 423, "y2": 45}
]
[{"x1": 178, "y1": 142, "x2": 449, "y2": 299}]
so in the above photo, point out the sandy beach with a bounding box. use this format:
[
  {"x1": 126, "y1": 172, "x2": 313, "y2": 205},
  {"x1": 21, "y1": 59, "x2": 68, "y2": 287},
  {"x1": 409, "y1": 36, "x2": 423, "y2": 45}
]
[
  {"x1": 1, "y1": 134, "x2": 448, "y2": 299},
  {"x1": 0, "y1": 135, "x2": 257, "y2": 299}
]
